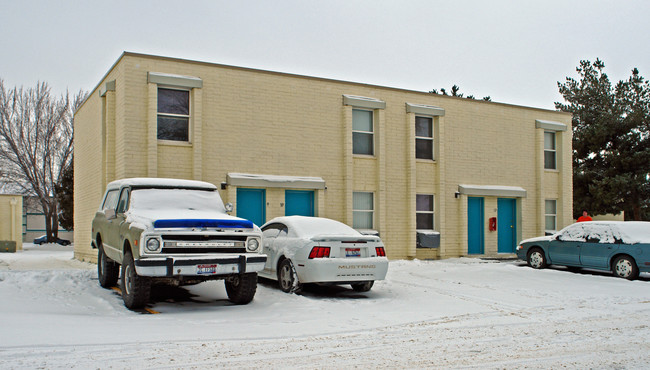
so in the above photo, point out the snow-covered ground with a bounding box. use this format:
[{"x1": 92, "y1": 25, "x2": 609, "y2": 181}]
[{"x1": 1, "y1": 244, "x2": 649, "y2": 369}]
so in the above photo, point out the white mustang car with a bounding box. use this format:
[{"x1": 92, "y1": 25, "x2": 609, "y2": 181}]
[{"x1": 259, "y1": 216, "x2": 389, "y2": 293}]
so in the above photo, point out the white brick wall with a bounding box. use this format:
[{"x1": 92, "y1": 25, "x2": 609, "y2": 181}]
[{"x1": 73, "y1": 53, "x2": 572, "y2": 261}]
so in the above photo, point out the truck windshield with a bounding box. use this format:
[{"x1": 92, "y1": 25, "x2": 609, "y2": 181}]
[{"x1": 130, "y1": 188, "x2": 226, "y2": 212}]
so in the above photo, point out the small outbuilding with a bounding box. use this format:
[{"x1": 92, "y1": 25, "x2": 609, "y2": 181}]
[{"x1": 0, "y1": 194, "x2": 23, "y2": 252}]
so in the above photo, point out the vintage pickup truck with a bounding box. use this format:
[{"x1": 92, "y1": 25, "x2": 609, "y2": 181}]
[{"x1": 91, "y1": 178, "x2": 266, "y2": 309}]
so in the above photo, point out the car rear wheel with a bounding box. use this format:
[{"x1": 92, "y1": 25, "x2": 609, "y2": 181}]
[
  {"x1": 121, "y1": 251, "x2": 151, "y2": 309},
  {"x1": 278, "y1": 259, "x2": 301, "y2": 293},
  {"x1": 527, "y1": 248, "x2": 547, "y2": 269},
  {"x1": 612, "y1": 255, "x2": 639, "y2": 280},
  {"x1": 98, "y1": 245, "x2": 119, "y2": 288},
  {"x1": 225, "y1": 273, "x2": 258, "y2": 305},
  {"x1": 351, "y1": 281, "x2": 374, "y2": 292}
]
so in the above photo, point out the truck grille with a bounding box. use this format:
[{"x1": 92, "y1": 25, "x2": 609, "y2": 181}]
[{"x1": 160, "y1": 235, "x2": 247, "y2": 254}]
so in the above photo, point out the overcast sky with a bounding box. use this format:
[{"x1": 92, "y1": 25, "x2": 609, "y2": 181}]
[{"x1": 1, "y1": 0, "x2": 649, "y2": 110}]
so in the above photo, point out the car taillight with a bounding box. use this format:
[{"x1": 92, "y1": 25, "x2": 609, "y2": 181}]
[
  {"x1": 375, "y1": 247, "x2": 386, "y2": 257},
  {"x1": 308, "y1": 246, "x2": 330, "y2": 259}
]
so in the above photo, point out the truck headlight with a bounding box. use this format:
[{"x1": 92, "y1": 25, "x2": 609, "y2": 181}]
[
  {"x1": 146, "y1": 237, "x2": 161, "y2": 252},
  {"x1": 246, "y1": 238, "x2": 260, "y2": 252}
]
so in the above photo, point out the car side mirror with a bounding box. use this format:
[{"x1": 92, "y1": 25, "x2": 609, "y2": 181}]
[
  {"x1": 225, "y1": 202, "x2": 234, "y2": 213},
  {"x1": 105, "y1": 209, "x2": 116, "y2": 220}
]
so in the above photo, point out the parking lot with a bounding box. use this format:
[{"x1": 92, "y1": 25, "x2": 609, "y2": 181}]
[{"x1": 1, "y1": 244, "x2": 649, "y2": 369}]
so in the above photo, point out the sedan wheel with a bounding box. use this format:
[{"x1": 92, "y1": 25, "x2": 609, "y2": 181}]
[
  {"x1": 351, "y1": 281, "x2": 374, "y2": 292},
  {"x1": 527, "y1": 248, "x2": 547, "y2": 269},
  {"x1": 278, "y1": 259, "x2": 301, "y2": 293},
  {"x1": 612, "y1": 255, "x2": 639, "y2": 280}
]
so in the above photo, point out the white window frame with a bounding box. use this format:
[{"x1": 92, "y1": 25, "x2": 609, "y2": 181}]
[
  {"x1": 544, "y1": 131, "x2": 557, "y2": 170},
  {"x1": 415, "y1": 116, "x2": 434, "y2": 160},
  {"x1": 352, "y1": 191, "x2": 374, "y2": 229},
  {"x1": 352, "y1": 109, "x2": 374, "y2": 156},
  {"x1": 416, "y1": 194, "x2": 435, "y2": 230},
  {"x1": 545, "y1": 199, "x2": 557, "y2": 234}
]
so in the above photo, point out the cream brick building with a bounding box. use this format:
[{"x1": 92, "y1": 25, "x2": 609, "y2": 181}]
[
  {"x1": 73, "y1": 52, "x2": 572, "y2": 262},
  {"x1": 0, "y1": 194, "x2": 23, "y2": 252}
]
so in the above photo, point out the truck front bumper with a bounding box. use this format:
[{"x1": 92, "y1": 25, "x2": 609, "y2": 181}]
[{"x1": 134, "y1": 254, "x2": 267, "y2": 277}]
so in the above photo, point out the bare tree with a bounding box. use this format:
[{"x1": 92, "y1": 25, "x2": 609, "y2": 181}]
[{"x1": 0, "y1": 79, "x2": 86, "y2": 242}]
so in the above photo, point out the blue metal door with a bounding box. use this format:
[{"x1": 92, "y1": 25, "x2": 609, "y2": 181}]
[
  {"x1": 236, "y1": 188, "x2": 266, "y2": 227},
  {"x1": 497, "y1": 198, "x2": 517, "y2": 253},
  {"x1": 467, "y1": 197, "x2": 484, "y2": 254},
  {"x1": 285, "y1": 190, "x2": 314, "y2": 217}
]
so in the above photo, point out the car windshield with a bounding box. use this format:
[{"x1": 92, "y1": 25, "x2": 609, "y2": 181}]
[{"x1": 129, "y1": 188, "x2": 226, "y2": 213}]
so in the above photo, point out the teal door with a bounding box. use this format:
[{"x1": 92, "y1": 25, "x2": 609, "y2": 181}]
[
  {"x1": 497, "y1": 198, "x2": 517, "y2": 253},
  {"x1": 285, "y1": 190, "x2": 314, "y2": 217},
  {"x1": 467, "y1": 197, "x2": 485, "y2": 254},
  {"x1": 236, "y1": 188, "x2": 266, "y2": 227}
]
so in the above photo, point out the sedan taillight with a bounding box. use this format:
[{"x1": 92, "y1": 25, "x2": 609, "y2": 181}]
[
  {"x1": 375, "y1": 247, "x2": 386, "y2": 257},
  {"x1": 308, "y1": 246, "x2": 331, "y2": 259}
]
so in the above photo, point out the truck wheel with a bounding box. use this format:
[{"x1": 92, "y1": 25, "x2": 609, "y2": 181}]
[
  {"x1": 98, "y1": 245, "x2": 119, "y2": 288},
  {"x1": 225, "y1": 273, "x2": 258, "y2": 305},
  {"x1": 121, "y1": 251, "x2": 151, "y2": 309},
  {"x1": 351, "y1": 281, "x2": 374, "y2": 292}
]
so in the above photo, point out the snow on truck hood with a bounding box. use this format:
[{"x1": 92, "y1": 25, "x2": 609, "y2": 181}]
[
  {"x1": 126, "y1": 209, "x2": 253, "y2": 230},
  {"x1": 125, "y1": 187, "x2": 254, "y2": 230}
]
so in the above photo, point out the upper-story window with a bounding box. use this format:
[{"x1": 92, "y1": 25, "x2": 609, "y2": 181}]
[
  {"x1": 352, "y1": 109, "x2": 374, "y2": 155},
  {"x1": 157, "y1": 88, "x2": 190, "y2": 141},
  {"x1": 544, "y1": 131, "x2": 556, "y2": 170},
  {"x1": 415, "y1": 116, "x2": 434, "y2": 160}
]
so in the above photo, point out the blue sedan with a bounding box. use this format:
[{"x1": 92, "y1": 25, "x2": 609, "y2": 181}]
[{"x1": 516, "y1": 221, "x2": 650, "y2": 280}]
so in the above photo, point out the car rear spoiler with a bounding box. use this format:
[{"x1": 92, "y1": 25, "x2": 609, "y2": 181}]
[{"x1": 310, "y1": 234, "x2": 380, "y2": 243}]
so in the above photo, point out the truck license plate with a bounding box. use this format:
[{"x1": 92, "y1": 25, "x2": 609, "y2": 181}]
[
  {"x1": 345, "y1": 248, "x2": 361, "y2": 257},
  {"x1": 197, "y1": 264, "x2": 218, "y2": 274}
]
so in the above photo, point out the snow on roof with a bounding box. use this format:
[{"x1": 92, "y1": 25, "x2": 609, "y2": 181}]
[
  {"x1": 106, "y1": 178, "x2": 217, "y2": 191},
  {"x1": 265, "y1": 216, "x2": 360, "y2": 239},
  {"x1": 560, "y1": 221, "x2": 650, "y2": 244},
  {"x1": 227, "y1": 173, "x2": 325, "y2": 190},
  {"x1": 458, "y1": 184, "x2": 527, "y2": 198}
]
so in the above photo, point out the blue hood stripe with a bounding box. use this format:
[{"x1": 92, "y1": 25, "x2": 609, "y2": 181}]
[{"x1": 153, "y1": 219, "x2": 254, "y2": 229}]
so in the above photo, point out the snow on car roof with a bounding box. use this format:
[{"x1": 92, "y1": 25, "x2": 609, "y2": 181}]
[
  {"x1": 106, "y1": 177, "x2": 217, "y2": 191},
  {"x1": 265, "y1": 216, "x2": 360, "y2": 238},
  {"x1": 561, "y1": 221, "x2": 650, "y2": 244},
  {"x1": 611, "y1": 221, "x2": 650, "y2": 244}
]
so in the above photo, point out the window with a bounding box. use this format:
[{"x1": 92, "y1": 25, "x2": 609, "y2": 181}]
[
  {"x1": 544, "y1": 131, "x2": 556, "y2": 169},
  {"x1": 116, "y1": 189, "x2": 130, "y2": 214},
  {"x1": 545, "y1": 199, "x2": 556, "y2": 233},
  {"x1": 157, "y1": 88, "x2": 190, "y2": 141},
  {"x1": 353, "y1": 192, "x2": 374, "y2": 229},
  {"x1": 416, "y1": 194, "x2": 434, "y2": 229},
  {"x1": 415, "y1": 116, "x2": 434, "y2": 160},
  {"x1": 102, "y1": 190, "x2": 119, "y2": 211},
  {"x1": 352, "y1": 109, "x2": 373, "y2": 155}
]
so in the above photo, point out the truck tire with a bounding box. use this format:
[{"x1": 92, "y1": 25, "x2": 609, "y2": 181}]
[
  {"x1": 225, "y1": 273, "x2": 258, "y2": 305},
  {"x1": 121, "y1": 251, "x2": 151, "y2": 309},
  {"x1": 98, "y1": 245, "x2": 119, "y2": 288}
]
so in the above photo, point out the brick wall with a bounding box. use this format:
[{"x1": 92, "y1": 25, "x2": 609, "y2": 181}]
[{"x1": 73, "y1": 53, "x2": 572, "y2": 261}]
